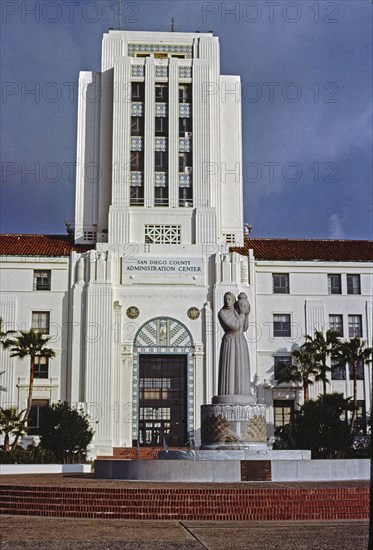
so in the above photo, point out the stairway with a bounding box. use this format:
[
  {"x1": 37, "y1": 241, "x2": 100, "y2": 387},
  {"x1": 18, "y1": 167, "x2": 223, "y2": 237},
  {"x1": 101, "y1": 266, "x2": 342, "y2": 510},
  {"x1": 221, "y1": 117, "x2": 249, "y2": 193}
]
[{"x1": 0, "y1": 482, "x2": 369, "y2": 520}]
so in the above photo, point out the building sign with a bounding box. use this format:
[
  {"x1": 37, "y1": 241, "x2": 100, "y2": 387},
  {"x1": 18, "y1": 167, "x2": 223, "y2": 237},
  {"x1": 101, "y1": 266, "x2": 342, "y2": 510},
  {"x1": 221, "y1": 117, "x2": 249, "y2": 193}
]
[{"x1": 123, "y1": 256, "x2": 204, "y2": 284}]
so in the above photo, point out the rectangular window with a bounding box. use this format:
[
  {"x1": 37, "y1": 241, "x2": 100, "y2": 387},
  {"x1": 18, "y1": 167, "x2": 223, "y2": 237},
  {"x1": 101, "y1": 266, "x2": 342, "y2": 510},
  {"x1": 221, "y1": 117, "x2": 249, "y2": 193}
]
[
  {"x1": 154, "y1": 185, "x2": 168, "y2": 207},
  {"x1": 355, "y1": 400, "x2": 367, "y2": 434},
  {"x1": 347, "y1": 274, "x2": 361, "y2": 294},
  {"x1": 131, "y1": 117, "x2": 144, "y2": 136},
  {"x1": 348, "y1": 315, "x2": 362, "y2": 338},
  {"x1": 130, "y1": 181, "x2": 144, "y2": 206},
  {"x1": 131, "y1": 82, "x2": 144, "y2": 101},
  {"x1": 131, "y1": 151, "x2": 144, "y2": 170},
  {"x1": 155, "y1": 84, "x2": 168, "y2": 101},
  {"x1": 273, "y1": 314, "x2": 291, "y2": 337},
  {"x1": 34, "y1": 356, "x2": 49, "y2": 379},
  {"x1": 179, "y1": 84, "x2": 192, "y2": 102},
  {"x1": 155, "y1": 117, "x2": 168, "y2": 134},
  {"x1": 273, "y1": 274, "x2": 289, "y2": 294},
  {"x1": 328, "y1": 314, "x2": 343, "y2": 337},
  {"x1": 348, "y1": 359, "x2": 364, "y2": 381},
  {"x1": 31, "y1": 312, "x2": 50, "y2": 334},
  {"x1": 179, "y1": 152, "x2": 192, "y2": 170},
  {"x1": 27, "y1": 399, "x2": 49, "y2": 435},
  {"x1": 328, "y1": 274, "x2": 342, "y2": 294},
  {"x1": 33, "y1": 270, "x2": 51, "y2": 291},
  {"x1": 274, "y1": 400, "x2": 294, "y2": 429},
  {"x1": 179, "y1": 117, "x2": 192, "y2": 133},
  {"x1": 331, "y1": 359, "x2": 346, "y2": 380},
  {"x1": 155, "y1": 151, "x2": 168, "y2": 169},
  {"x1": 274, "y1": 356, "x2": 292, "y2": 380}
]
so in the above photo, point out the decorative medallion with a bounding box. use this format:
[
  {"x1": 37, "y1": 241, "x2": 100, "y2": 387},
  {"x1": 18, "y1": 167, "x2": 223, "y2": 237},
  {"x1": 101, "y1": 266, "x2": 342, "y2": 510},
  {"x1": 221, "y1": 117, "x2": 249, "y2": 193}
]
[
  {"x1": 187, "y1": 307, "x2": 200, "y2": 320},
  {"x1": 126, "y1": 306, "x2": 139, "y2": 319}
]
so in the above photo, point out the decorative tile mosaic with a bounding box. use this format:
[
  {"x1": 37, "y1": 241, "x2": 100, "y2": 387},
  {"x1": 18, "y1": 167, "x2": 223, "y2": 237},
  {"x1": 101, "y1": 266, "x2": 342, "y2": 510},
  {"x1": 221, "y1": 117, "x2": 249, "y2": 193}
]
[{"x1": 128, "y1": 43, "x2": 193, "y2": 58}]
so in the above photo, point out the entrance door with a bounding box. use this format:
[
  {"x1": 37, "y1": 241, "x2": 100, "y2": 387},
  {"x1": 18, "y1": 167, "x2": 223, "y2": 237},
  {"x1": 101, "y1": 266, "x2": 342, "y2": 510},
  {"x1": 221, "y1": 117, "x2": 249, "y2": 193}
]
[{"x1": 138, "y1": 354, "x2": 187, "y2": 446}]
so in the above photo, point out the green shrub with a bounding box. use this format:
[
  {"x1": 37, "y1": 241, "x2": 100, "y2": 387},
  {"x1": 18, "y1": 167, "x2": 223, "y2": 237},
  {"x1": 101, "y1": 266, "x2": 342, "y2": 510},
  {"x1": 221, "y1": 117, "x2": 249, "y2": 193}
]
[
  {"x1": 0, "y1": 445, "x2": 57, "y2": 464},
  {"x1": 274, "y1": 393, "x2": 354, "y2": 459},
  {"x1": 39, "y1": 401, "x2": 94, "y2": 463}
]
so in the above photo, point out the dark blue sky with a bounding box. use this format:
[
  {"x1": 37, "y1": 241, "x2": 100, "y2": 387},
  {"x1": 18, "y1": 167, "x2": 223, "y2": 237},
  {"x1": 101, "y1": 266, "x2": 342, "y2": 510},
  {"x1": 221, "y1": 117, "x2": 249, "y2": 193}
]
[{"x1": 1, "y1": 0, "x2": 372, "y2": 239}]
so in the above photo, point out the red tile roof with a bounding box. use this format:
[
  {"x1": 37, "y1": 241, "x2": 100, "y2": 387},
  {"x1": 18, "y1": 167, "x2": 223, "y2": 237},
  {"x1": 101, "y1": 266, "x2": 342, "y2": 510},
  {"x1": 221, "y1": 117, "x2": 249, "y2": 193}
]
[
  {"x1": 0, "y1": 235, "x2": 371, "y2": 262},
  {"x1": 232, "y1": 238, "x2": 373, "y2": 262},
  {"x1": 0, "y1": 234, "x2": 93, "y2": 256}
]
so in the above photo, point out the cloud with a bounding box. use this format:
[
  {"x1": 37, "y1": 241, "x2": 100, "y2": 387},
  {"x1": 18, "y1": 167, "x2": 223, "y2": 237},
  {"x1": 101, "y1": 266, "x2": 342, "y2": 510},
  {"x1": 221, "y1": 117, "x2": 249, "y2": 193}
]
[{"x1": 328, "y1": 214, "x2": 346, "y2": 239}]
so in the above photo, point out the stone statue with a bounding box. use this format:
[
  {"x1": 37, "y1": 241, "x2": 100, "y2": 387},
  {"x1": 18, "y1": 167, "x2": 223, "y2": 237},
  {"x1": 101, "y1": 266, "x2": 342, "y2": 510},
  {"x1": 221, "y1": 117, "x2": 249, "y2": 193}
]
[{"x1": 217, "y1": 291, "x2": 251, "y2": 397}]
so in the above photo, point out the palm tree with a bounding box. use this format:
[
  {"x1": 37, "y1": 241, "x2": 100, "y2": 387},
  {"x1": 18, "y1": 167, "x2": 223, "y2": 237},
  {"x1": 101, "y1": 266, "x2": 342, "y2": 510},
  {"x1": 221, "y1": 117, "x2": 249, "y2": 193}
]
[
  {"x1": 333, "y1": 337, "x2": 372, "y2": 432},
  {"x1": 0, "y1": 317, "x2": 15, "y2": 346},
  {"x1": 0, "y1": 407, "x2": 26, "y2": 450},
  {"x1": 277, "y1": 347, "x2": 318, "y2": 401},
  {"x1": 303, "y1": 329, "x2": 341, "y2": 394},
  {"x1": 4, "y1": 330, "x2": 55, "y2": 425}
]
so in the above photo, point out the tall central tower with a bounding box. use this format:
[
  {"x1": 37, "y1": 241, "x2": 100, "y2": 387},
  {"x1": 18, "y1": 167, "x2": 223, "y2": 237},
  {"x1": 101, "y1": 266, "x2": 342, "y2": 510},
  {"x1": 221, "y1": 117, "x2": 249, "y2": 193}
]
[{"x1": 75, "y1": 30, "x2": 243, "y2": 248}]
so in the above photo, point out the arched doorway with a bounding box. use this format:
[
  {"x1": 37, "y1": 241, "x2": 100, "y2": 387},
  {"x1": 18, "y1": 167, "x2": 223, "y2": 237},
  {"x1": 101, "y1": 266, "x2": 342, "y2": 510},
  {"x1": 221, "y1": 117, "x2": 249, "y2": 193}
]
[{"x1": 132, "y1": 317, "x2": 194, "y2": 446}]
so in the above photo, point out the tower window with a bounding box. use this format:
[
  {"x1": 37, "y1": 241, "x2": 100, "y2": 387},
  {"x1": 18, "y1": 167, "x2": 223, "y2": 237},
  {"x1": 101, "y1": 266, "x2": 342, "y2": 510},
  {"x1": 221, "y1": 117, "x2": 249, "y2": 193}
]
[
  {"x1": 155, "y1": 117, "x2": 168, "y2": 134},
  {"x1": 131, "y1": 82, "x2": 144, "y2": 101},
  {"x1": 131, "y1": 117, "x2": 144, "y2": 136},
  {"x1": 155, "y1": 85, "x2": 168, "y2": 101},
  {"x1": 179, "y1": 84, "x2": 192, "y2": 102},
  {"x1": 131, "y1": 151, "x2": 144, "y2": 170},
  {"x1": 155, "y1": 151, "x2": 168, "y2": 170}
]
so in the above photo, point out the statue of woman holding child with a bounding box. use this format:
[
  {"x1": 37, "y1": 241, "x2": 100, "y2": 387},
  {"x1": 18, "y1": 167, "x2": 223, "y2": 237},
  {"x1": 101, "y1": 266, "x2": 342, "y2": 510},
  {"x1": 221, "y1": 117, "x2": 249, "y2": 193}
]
[{"x1": 217, "y1": 291, "x2": 251, "y2": 397}]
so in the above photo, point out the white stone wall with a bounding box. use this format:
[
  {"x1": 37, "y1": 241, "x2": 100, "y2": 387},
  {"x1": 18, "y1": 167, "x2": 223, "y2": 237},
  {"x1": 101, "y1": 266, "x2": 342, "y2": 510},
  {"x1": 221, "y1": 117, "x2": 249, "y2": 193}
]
[{"x1": 0, "y1": 255, "x2": 70, "y2": 410}]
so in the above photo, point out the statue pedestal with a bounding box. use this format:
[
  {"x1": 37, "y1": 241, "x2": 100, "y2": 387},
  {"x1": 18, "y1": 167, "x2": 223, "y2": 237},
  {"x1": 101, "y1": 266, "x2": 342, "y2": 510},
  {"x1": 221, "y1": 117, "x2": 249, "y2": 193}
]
[{"x1": 201, "y1": 398, "x2": 267, "y2": 450}]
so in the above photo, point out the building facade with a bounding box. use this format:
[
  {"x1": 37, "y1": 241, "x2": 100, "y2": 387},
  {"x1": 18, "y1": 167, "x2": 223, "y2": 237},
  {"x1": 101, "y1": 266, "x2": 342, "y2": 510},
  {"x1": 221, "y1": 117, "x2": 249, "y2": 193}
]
[
  {"x1": 0, "y1": 31, "x2": 372, "y2": 456},
  {"x1": 0, "y1": 235, "x2": 372, "y2": 453}
]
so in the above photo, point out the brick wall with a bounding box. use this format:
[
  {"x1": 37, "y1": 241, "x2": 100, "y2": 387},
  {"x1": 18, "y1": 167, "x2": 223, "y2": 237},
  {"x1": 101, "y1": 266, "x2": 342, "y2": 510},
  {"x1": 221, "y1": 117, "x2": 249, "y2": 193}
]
[{"x1": 0, "y1": 483, "x2": 369, "y2": 520}]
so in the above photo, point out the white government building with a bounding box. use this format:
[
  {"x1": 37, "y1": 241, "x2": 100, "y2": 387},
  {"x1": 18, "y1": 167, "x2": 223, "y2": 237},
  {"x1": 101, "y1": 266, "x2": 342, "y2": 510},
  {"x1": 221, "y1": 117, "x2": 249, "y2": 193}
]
[{"x1": 1, "y1": 30, "x2": 372, "y2": 456}]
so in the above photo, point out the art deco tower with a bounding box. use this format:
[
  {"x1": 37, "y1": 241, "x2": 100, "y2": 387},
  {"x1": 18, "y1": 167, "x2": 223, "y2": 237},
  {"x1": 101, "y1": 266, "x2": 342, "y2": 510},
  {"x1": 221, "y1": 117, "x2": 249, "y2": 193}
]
[{"x1": 74, "y1": 30, "x2": 243, "y2": 248}]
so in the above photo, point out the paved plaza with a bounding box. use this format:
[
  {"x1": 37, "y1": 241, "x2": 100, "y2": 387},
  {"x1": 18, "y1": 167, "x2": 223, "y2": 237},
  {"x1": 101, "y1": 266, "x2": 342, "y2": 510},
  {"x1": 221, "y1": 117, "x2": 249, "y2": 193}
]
[{"x1": 0, "y1": 516, "x2": 369, "y2": 549}]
